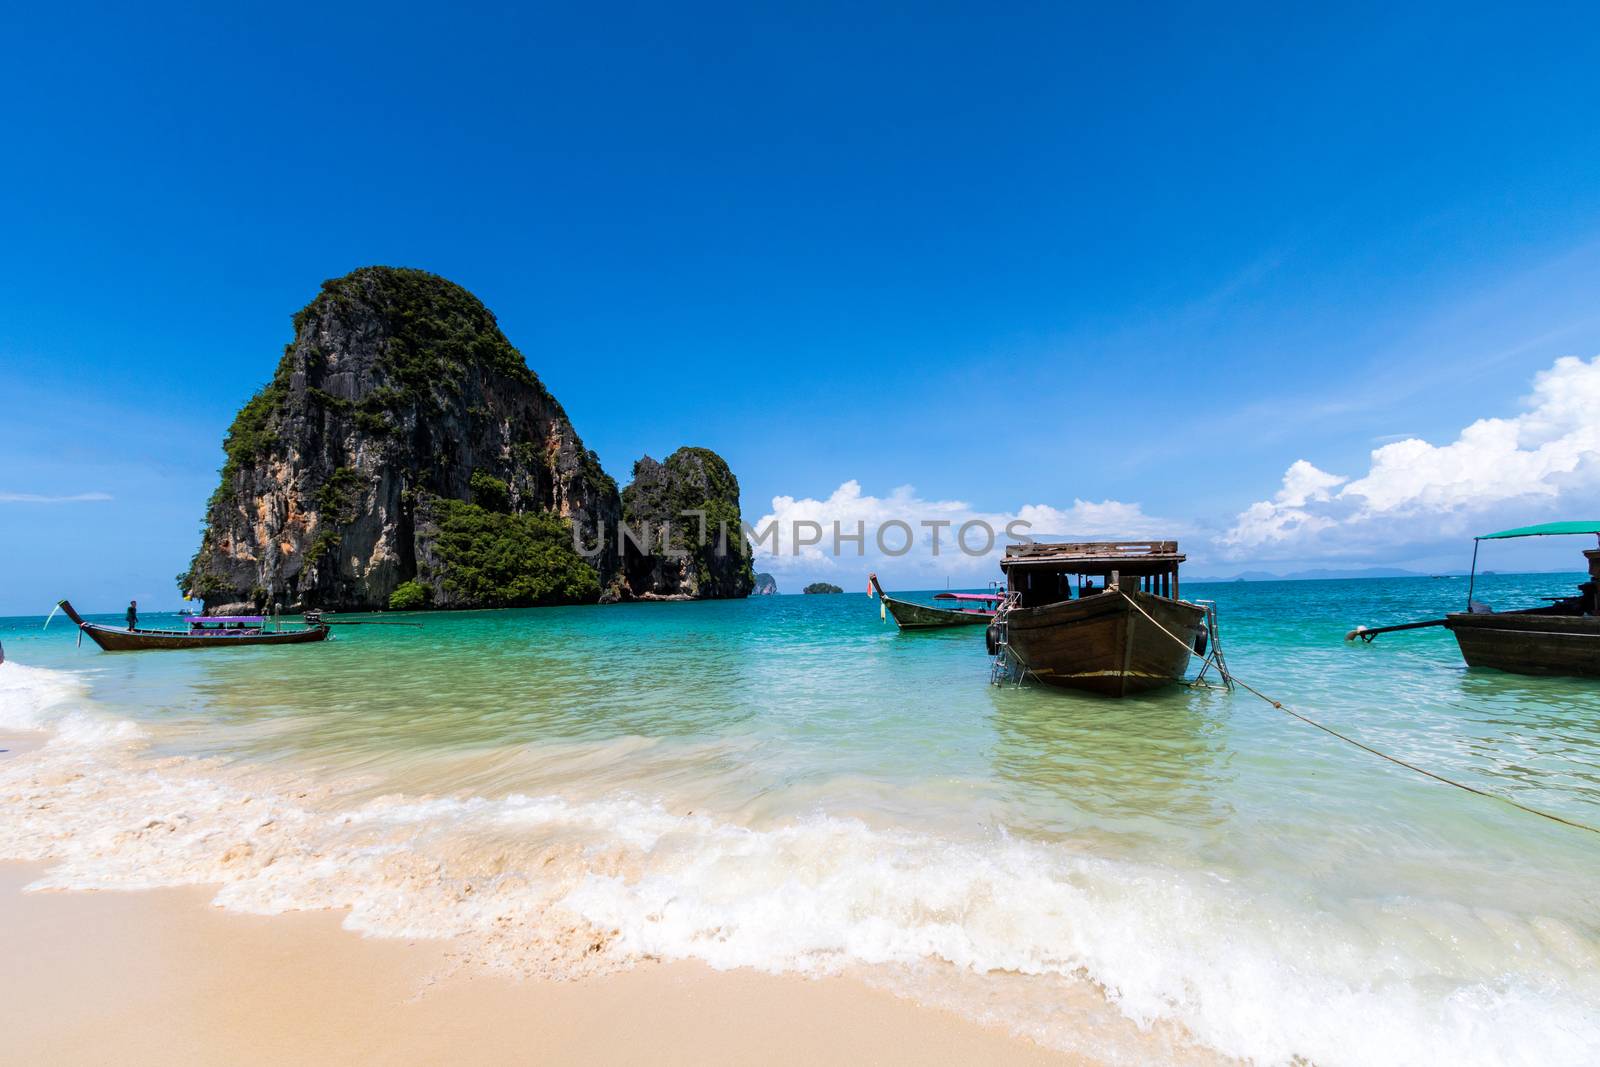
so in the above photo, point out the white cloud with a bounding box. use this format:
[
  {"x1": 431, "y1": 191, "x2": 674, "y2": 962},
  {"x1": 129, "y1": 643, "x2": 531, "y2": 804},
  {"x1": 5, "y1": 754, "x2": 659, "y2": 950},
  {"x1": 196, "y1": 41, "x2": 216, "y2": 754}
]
[
  {"x1": 1015, "y1": 498, "x2": 1171, "y2": 535},
  {"x1": 1276, "y1": 459, "x2": 1348, "y2": 507},
  {"x1": 751, "y1": 480, "x2": 1177, "y2": 581},
  {"x1": 1221, "y1": 355, "x2": 1600, "y2": 556},
  {"x1": 0, "y1": 492, "x2": 113, "y2": 503}
]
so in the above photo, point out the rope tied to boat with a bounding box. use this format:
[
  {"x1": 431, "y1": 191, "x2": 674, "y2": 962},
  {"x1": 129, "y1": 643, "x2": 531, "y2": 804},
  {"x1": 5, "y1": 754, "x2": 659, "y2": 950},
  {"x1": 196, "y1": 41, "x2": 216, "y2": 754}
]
[{"x1": 1115, "y1": 590, "x2": 1600, "y2": 837}]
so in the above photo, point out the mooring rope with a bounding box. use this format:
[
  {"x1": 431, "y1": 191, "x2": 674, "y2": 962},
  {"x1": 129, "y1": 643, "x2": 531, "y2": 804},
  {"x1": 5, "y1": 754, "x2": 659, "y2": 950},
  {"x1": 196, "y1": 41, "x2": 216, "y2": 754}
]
[{"x1": 1116, "y1": 590, "x2": 1600, "y2": 837}]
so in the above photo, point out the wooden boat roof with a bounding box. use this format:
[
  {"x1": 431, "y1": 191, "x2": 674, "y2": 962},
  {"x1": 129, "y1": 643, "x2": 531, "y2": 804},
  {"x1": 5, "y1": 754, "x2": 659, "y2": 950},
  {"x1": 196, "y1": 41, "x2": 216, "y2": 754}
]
[
  {"x1": 183, "y1": 615, "x2": 266, "y2": 623},
  {"x1": 934, "y1": 591, "x2": 1001, "y2": 602},
  {"x1": 1000, "y1": 540, "x2": 1185, "y2": 574}
]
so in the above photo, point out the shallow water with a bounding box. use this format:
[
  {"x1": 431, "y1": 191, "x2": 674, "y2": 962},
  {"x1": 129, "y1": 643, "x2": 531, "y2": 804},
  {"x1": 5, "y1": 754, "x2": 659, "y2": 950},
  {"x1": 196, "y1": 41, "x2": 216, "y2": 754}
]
[{"x1": 3, "y1": 574, "x2": 1598, "y2": 1064}]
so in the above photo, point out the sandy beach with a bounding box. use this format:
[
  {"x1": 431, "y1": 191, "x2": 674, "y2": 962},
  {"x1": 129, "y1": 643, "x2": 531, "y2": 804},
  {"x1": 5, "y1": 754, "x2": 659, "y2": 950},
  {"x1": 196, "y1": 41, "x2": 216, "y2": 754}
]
[{"x1": 0, "y1": 857, "x2": 1072, "y2": 1066}]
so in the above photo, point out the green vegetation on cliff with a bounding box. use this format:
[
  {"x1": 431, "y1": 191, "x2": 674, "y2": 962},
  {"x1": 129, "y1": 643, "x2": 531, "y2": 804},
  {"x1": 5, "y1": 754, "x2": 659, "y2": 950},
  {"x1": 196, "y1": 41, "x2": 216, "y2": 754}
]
[
  {"x1": 388, "y1": 580, "x2": 430, "y2": 610},
  {"x1": 302, "y1": 467, "x2": 362, "y2": 569},
  {"x1": 316, "y1": 467, "x2": 361, "y2": 520},
  {"x1": 422, "y1": 498, "x2": 600, "y2": 607},
  {"x1": 210, "y1": 361, "x2": 292, "y2": 507},
  {"x1": 307, "y1": 267, "x2": 559, "y2": 415},
  {"x1": 581, "y1": 449, "x2": 617, "y2": 499},
  {"x1": 623, "y1": 448, "x2": 738, "y2": 550},
  {"x1": 469, "y1": 470, "x2": 511, "y2": 513},
  {"x1": 621, "y1": 447, "x2": 754, "y2": 594},
  {"x1": 803, "y1": 582, "x2": 844, "y2": 594}
]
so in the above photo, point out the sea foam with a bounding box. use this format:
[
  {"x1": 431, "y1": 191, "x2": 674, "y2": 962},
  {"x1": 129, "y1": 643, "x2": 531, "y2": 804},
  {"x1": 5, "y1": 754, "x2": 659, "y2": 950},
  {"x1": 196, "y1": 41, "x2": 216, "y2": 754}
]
[{"x1": 0, "y1": 660, "x2": 91, "y2": 733}]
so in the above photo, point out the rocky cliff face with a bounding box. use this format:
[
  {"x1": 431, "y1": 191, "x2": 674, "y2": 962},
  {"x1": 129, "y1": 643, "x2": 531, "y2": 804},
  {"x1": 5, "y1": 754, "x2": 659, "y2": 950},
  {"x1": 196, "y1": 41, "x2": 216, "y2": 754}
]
[
  {"x1": 619, "y1": 448, "x2": 755, "y2": 600},
  {"x1": 752, "y1": 572, "x2": 778, "y2": 595},
  {"x1": 183, "y1": 267, "x2": 621, "y2": 612}
]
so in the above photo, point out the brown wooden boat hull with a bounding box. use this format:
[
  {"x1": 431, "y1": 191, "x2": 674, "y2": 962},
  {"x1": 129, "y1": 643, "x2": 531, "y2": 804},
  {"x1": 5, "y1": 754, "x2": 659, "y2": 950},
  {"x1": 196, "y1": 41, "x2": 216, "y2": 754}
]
[
  {"x1": 79, "y1": 623, "x2": 331, "y2": 651},
  {"x1": 869, "y1": 573, "x2": 993, "y2": 630},
  {"x1": 1002, "y1": 590, "x2": 1205, "y2": 696},
  {"x1": 1446, "y1": 612, "x2": 1600, "y2": 677},
  {"x1": 883, "y1": 596, "x2": 993, "y2": 629}
]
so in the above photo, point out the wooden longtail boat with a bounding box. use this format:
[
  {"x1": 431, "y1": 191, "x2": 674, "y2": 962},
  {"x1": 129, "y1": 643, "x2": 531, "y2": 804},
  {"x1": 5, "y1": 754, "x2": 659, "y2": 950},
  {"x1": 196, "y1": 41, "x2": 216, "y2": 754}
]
[
  {"x1": 991, "y1": 542, "x2": 1207, "y2": 696},
  {"x1": 1347, "y1": 522, "x2": 1600, "y2": 678},
  {"x1": 868, "y1": 573, "x2": 998, "y2": 629},
  {"x1": 56, "y1": 600, "x2": 330, "y2": 651}
]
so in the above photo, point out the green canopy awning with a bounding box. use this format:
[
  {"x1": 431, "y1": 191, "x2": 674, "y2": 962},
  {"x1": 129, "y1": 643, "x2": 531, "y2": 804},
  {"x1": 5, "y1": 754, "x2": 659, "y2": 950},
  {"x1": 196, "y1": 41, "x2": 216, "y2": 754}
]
[{"x1": 1477, "y1": 521, "x2": 1600, "y2": 540}]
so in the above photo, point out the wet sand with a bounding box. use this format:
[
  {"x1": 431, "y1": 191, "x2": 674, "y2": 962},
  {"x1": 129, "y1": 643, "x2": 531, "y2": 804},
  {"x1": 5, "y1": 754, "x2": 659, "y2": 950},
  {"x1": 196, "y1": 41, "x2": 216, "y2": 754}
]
[{"x1": 0, "y1": 860, "x2": 1075, "y2": 1066}]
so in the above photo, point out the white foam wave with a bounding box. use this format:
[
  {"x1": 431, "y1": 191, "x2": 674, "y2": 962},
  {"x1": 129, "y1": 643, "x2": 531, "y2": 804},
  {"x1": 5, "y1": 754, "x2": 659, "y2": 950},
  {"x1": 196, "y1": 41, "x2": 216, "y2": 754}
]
[
  {"x1": 0, "y1": 661, "x2": 90, "y2": 732},
  {"x1": 555, "y1": 815, "x2": 1599, "y2": 1065},
  {"x1": 0, "y1": 721, "x2": 1595, "y2": 1065},
  {"x1": 0, "y1": 661, "x2": 147, "y2": 751}
]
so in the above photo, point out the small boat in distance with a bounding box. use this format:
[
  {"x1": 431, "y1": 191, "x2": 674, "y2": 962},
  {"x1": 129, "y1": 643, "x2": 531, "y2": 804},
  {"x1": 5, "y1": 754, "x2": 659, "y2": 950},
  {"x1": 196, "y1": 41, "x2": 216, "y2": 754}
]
[
  {"x1": 1346, "y1": 521, "x2": 1600, "y2": 677},
  {"x1": 868, "y1": 574, "x2": 998, "y2": 629},
  {"x1": 56, "y1": 600, "x2": 330, "y2": 651},
  {"x1": 990, "y1": 541, "x2": 1208, "y2": 696}
]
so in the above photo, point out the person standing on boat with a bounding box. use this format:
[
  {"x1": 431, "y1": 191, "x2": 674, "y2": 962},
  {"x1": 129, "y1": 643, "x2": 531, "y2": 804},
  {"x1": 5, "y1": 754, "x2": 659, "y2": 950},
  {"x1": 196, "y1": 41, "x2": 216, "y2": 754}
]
[{"x1": 126, "y1": 600, "x2": 138, "y2": 631}]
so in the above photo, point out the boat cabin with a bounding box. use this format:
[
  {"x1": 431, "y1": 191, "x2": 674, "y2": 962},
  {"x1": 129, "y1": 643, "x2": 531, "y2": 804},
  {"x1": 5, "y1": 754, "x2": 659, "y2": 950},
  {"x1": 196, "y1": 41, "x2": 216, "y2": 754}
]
[
  {"x1": 184, "y1": 615, "x2": 266, "y2": 635},
  {"x1": 932, "y1": 590, "x2": 1003, "y2": 612},
  {"x1": 1000, "y1": 541, "x2": 1185, "y2": 608}
]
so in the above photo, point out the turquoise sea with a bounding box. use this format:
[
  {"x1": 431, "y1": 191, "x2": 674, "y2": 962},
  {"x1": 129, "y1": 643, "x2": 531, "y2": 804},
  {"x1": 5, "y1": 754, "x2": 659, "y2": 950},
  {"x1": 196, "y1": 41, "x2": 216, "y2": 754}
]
[{"x1": 3, "y1": 573, "x2": 1598, "y2": 1064}]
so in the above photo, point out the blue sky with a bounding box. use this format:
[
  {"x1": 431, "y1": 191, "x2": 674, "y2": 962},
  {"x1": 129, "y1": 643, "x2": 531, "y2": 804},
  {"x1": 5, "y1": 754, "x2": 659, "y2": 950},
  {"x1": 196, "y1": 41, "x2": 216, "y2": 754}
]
[{"x1": 5, "y1": 3, "x2": 1600, "y2": 612}]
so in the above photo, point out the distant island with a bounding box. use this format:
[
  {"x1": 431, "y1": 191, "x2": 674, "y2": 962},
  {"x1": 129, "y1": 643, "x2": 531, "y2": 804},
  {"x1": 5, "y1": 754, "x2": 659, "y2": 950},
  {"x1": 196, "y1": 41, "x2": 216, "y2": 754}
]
[
  {"x1": 753, "y1": 573, "x2": 778, "y2": 595},
  {"x1": 181, "y1": 267, "x2": 754, "y2": 613},
  {"x1": 803, "y1": 582, "x2": 844, "y2": 594},
  {"x1": 1187, "y1": 567, "x2": 1430, "y2": 583}
]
